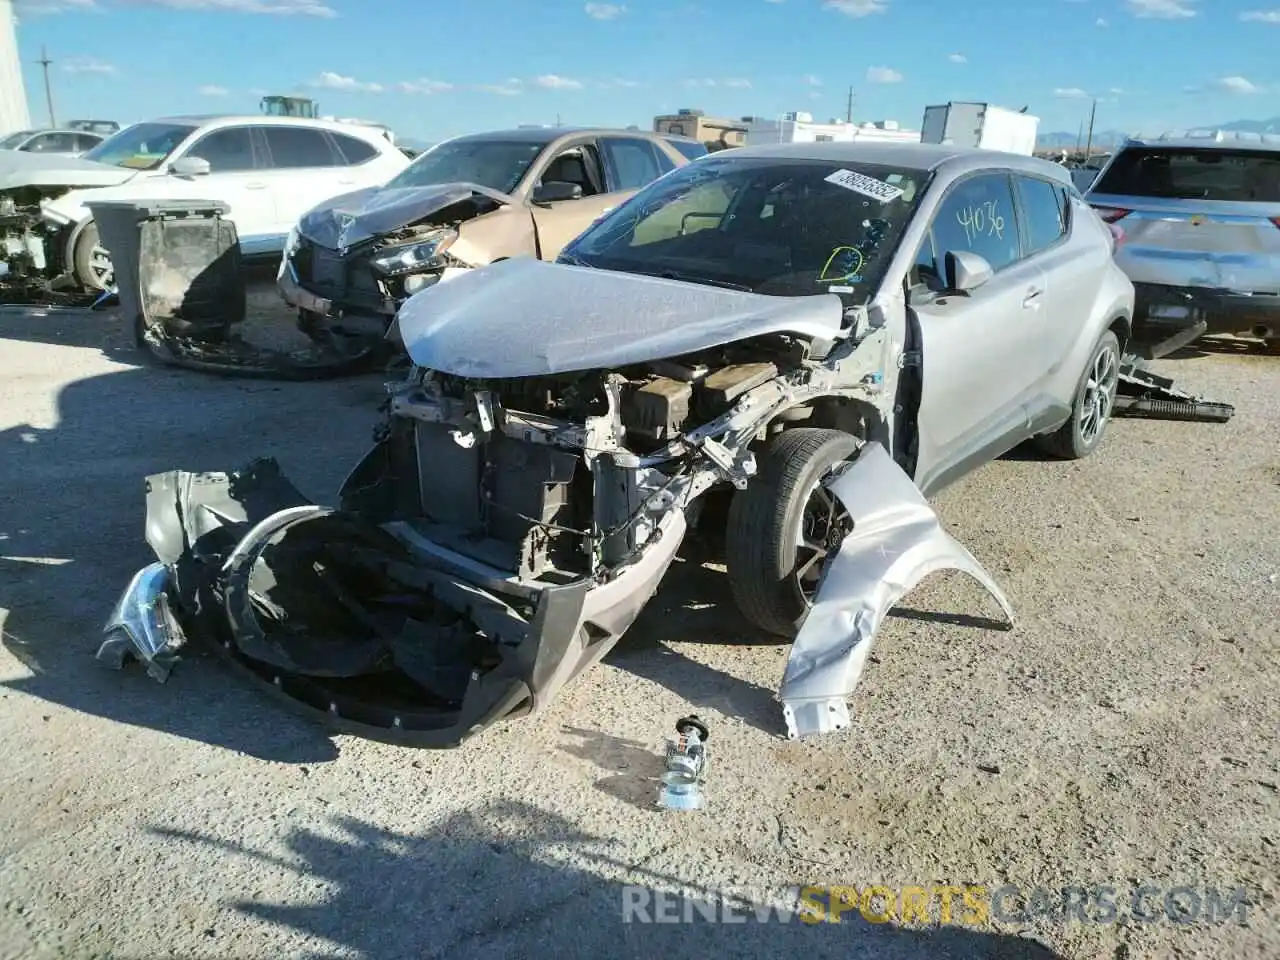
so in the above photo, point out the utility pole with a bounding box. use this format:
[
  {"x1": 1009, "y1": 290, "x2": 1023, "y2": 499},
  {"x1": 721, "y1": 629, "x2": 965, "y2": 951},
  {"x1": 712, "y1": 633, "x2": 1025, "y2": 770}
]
[
  {"x1": 36, "y1": 45, "x2": 55, "y2": 127},
  {"x1": 845, "y1": 85, "x2": 855, "y2": 123},
  {"x1": 1074, "y1": 120, "x2": 1083, "y2": 157},
  {"x1": 1084, "y1": 98, "x2": 1097, "y2": 161}
]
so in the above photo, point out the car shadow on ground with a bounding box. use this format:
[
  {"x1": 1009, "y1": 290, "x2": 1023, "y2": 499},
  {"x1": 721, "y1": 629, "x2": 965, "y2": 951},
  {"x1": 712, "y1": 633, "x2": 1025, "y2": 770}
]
[
  {"x1": 149, "y1": 799, "x2": 1065, "y2": 960},
  {"x1": 0, "y1": 330, "x2": 384, "y2": 763},
  {"x1": 0, "y1": 303, "x2": 141, "y2": 359}
]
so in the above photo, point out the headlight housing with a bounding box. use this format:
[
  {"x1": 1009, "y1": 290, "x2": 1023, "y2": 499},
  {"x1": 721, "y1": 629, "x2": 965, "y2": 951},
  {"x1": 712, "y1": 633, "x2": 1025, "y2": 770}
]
[{"x1": 370, "y1": 228, "x2": 457, "y2": 277}]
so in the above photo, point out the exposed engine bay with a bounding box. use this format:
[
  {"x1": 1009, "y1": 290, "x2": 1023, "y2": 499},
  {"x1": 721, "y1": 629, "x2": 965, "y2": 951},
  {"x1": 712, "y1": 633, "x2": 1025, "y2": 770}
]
[
  {"x1": 0, "y1": 187, "x2": 84, "y2": 305},
  {"x1": 98, "y1": 295, "x2": 1017, "y2": 747}
]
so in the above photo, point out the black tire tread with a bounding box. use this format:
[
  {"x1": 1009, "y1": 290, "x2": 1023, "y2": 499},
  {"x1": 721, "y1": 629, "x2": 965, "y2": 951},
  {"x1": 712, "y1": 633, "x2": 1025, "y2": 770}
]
[
  {"x1": 1034, "y1": 330, "x2": 1120, "y2": 461},
  {"x1": 725, "y1": 427, "x2": 859, "y2": 637}
]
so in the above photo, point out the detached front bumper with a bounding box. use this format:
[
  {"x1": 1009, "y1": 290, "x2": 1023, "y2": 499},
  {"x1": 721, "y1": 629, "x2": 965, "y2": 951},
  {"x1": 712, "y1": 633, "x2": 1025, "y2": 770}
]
[
  {"x1": 276, "y1": 256, "x2": 337, "y2": 316},
  {"x1": 98, "y1": 458, "x2": 686, "y2": 748}
]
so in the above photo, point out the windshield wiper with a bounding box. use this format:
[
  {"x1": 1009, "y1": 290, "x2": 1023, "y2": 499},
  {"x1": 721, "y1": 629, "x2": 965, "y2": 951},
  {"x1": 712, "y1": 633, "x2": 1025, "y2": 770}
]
[{"x1": 645, "y1": 269, "x2": 753, "y2": 292}]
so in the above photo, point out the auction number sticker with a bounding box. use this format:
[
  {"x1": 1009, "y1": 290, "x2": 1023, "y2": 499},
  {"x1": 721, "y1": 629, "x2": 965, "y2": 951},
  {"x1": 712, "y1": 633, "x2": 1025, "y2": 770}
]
[{"x1": 824, "y1": 169, "x2": 904, "y2": 203}]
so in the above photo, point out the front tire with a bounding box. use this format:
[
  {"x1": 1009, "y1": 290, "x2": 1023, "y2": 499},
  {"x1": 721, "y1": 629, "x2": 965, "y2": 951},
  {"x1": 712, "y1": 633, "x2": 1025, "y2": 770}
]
[
  {"x1": 72, "y1": 221, "x2": 114, "y2": 292},
  {"x1": 725, "y1": 428, "x2": 859, "y2": 638},
  {"x1": 1035, "y1": 329, "x2": 1121, "y2": 460}
]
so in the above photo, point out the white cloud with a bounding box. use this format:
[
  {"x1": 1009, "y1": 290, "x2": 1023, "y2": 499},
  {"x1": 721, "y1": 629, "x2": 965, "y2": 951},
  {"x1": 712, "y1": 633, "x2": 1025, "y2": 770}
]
[
  {"x1": 62, "y1": 55, "x2": 116, "y2": 73},
  {"x1": 683, "y1": 78, "x2": 718, "y2": 87},
  {"x1": 396, "y1": 78, "x2": 453, "y2": 94},
  {"x1": 1096, "y1": 17, "x2": 1108, "y2": 26},
  {"x1": 1054, "y1": 86, "x2": 1090, "y2": 99},
  {"x1": 1215, "y1": 75, "x2": 1261, "y2": 94},
  {"x1": 309, "y1": 71, "x2": 383, "y2": 93},
  {"x1": 865, "y1": 65, "x2": 902, "y2": 84},
  {"x1": 823, "y1": 0, "x2": 887, "y2": 17},
  {"x1": 123, "y1": 0, "x2": 336, "y2": 14},
  {"x1": 533, "y1": 74, "x2": 584, "y2": 90},
  {"x1": 947, "y1": 53, "x2": 967, "y2": 63},
  {"x1": 599, "y1": 78, "x2": 640, "y2": 88},
  {"x1": 724, "y1": 77, "x2": 752, "y2": 88},
  {"x1": 584, "y1": 2, "x2": 625, "y2": 18},
  {"x1": 803, "y1": 73, "x2": 822, "y2": 86},
  {"x1": 476, "y1": 81, "x2": 523, "y2": 95},
  {"x1": 1109, "y1": 86, "x2": 1124, "y2": 95},
  {"x1": 16, "y1": 0, "x2": 100, "y2": 14},
  {"x1": 198, "y1": 84, "x2": 229, "y2": 96},
  {"x1": 1241, "y1": 9, "x2": 1280, "y2": 21},
  {"x1": 1125, "y1": 0, "x2": 1194, "y2": 19}
]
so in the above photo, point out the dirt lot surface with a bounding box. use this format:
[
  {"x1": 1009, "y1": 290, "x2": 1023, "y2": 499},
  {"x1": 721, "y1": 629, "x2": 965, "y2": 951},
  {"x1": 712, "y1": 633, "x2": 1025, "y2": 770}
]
[{"x1": 1, "y1": 302, "x2": 1277, "y2": 960}]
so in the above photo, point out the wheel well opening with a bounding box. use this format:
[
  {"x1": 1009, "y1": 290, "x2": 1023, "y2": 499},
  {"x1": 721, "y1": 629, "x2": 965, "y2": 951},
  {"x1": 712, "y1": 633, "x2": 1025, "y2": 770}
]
[{"x1": 1108, "y1": 315, "x2": 1131, "y2": 353}]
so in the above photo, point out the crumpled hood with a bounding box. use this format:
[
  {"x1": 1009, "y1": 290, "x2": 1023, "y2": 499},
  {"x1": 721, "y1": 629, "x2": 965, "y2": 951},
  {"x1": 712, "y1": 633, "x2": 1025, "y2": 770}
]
[
  {"x1": 397, "y1": 258, "x2": 847, "y2": 377},
  {"x1": 0, "y1": 149, "x2": 137, "y2": 190},
  {"x1": 297, "y1": 181, "x2": 512, "y2": 250}
]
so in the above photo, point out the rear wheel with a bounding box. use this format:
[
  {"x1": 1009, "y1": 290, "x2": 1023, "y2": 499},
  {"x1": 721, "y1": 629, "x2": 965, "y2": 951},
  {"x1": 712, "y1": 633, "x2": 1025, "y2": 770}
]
[
  {"x1": 725, "y1": 428, "x2": 859, "y2": 637},
  {"x1": 1035, "y1": 329, "x2": 1121, "y2": 460},
  {"x1": 72, "y1": 221, "x2": 114, "y2": 292}
]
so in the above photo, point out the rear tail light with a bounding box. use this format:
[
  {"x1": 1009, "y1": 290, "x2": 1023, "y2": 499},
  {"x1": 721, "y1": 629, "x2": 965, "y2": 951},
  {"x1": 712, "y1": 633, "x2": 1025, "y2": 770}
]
[
  {"x1": 1091, "y1": 205, "x2": 1131, "y2": 224},
  {"x1": 1107, "y1": 222, "x2": 1127, "y2": 250}
]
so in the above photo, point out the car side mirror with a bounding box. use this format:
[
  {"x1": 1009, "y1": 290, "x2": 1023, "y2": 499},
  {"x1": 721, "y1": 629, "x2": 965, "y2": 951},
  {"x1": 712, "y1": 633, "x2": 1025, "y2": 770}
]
[
  {"x1": 943, "y1": 250, "x2": 994, "y2": 294},
  {"x1": 532, "y1": 181, "x2": 583, "y2": 205},
  {"x1": 170, "y1": 156, "x2": 211, "y2": 177}
]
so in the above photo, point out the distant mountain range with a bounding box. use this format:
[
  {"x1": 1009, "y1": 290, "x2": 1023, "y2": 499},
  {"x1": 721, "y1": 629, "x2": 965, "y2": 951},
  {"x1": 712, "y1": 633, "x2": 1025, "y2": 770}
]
[{"x1": 1036, "y1": 115, "x2": 1280, "y2": 149}]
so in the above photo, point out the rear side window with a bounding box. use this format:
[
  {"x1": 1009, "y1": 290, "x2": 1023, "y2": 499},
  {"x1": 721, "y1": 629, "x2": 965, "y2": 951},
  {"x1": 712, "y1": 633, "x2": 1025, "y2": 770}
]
[
  {"x1": 665, "y1": 137, "x2": 709, "y2": 161},
  {"x1": 186, "y1": 127, "x2": 256, "y2": 172},
  {"x1": 601, "y1": 137, "x2": 666, "y2": 191},
  {"x1": 331, "y1": 132, "x2": 378, "y2": 165},
  {"x1": 930, "y1": 173, "x2": 1021, "y2": 272},
  {"x1": 1093, "y1": 147, "x2": 1280, "y2": 202},
  {"x1": 1015, "y1": 176, "x2": 1069, "y2": 254},
  {"x1": 262, "y1": 126, "x2": 337, "y2": 168}
]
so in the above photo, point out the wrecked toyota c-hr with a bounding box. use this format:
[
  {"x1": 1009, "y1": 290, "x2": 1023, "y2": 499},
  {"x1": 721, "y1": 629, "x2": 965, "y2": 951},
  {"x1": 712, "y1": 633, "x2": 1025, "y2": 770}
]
[
  {"x1": 102, "y1": 142, "x2": 1134, "y2": 746},
  {"x1": 276, "y1": 127, "x2": 702, "y2": 346}
]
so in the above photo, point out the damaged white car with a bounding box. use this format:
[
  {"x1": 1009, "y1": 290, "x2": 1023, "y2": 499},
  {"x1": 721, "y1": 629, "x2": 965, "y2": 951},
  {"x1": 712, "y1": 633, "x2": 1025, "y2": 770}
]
[{"x1": 101, "y1": 142, "x2": 1135, "y2": 745}]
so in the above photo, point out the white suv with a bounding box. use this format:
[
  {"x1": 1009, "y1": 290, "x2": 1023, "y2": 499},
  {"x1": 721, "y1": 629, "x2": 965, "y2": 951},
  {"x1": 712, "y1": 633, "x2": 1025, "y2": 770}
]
[{"x1": 38, "y1": 115, "x2": 410, "y2": 290}]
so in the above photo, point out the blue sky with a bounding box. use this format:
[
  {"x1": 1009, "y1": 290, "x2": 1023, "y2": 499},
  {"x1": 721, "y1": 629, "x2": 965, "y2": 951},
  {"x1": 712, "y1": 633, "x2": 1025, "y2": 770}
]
[{"x1": 11, "y1": 0, "x2": 1280, "y2": 141}]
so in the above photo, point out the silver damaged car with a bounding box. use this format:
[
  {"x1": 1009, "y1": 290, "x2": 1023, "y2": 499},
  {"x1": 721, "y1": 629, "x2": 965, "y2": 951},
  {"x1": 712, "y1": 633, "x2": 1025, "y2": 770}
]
[{"x1": 101, "y1": 142, "x2": 1135, "y2": 746}]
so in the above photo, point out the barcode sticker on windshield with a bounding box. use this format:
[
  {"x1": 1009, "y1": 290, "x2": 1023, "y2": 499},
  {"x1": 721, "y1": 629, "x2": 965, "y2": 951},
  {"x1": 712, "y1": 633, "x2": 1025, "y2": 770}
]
[{"x1": 824, "y1": 169, "x2": 904, "y2": 203}]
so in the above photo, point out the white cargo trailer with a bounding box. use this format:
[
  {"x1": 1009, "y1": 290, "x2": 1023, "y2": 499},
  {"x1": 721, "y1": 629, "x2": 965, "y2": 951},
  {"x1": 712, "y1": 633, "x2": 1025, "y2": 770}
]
[{"x1": 921, "y1": 101, "x2": 1039, "y2": 155}]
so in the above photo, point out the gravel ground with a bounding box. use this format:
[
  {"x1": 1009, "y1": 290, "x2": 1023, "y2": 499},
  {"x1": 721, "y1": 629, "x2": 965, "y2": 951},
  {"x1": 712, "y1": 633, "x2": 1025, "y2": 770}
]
[{"x1": 1, "y1": 297, "x2": 1277, "y2": 960}]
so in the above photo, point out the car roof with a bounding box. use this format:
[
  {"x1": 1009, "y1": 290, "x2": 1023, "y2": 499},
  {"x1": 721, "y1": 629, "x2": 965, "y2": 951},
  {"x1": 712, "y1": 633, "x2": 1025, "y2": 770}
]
[
  {"x1": 444, "y1": 126, "x2": 684, "y2": 145},
  {"x1": 1118, "y1": 129, "x2": 1280, "y2": 153},
  {"x1": 148, "y1": 114, "x2": 390, "y2": 138},
  {"x1": 712, "y1": 140, "x2": 1071, "y2": 181},
  {"x1": 21, "y1": 127, "x2": 105, "y2": 136}
]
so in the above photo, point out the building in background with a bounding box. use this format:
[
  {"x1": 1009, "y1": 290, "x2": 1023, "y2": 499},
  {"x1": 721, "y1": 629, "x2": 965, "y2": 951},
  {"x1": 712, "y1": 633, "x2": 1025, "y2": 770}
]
[
  {"x1": 742, "y1": 111, "x2": 920, "y2": 146},
  {"x1": 0, "y1": 0, "x2": 31, "y2": 135},
  {"x1": 653, "y1": 108, "x2": 746, "y2": 151}
]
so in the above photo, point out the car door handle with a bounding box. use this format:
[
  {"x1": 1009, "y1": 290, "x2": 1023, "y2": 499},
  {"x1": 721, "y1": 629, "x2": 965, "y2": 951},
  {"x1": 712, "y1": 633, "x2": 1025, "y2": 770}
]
[
  {"x1": 1022, "y1": 287, "x2": 1044, "y2": 308},
  {"x1": 245, "y1": 182, "x2": 268, "y2": 190}
]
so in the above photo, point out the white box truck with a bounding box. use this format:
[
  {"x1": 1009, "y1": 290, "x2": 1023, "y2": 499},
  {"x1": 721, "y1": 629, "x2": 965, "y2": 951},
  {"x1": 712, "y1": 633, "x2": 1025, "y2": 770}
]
[{"x1": 920, "y1": 102, "x2": 1040, "y2": 155}]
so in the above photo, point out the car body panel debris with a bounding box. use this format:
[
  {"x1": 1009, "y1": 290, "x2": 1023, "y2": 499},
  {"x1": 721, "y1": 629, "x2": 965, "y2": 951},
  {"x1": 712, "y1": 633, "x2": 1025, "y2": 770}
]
[
  {"x1": 103, "y1": 142, "x2": 1188, "y2": 745},
  {"x1": 1115, "y1": 356, "x2": 1236, "y2": 423},
  {"x1": 778, "y1": 442, "x2": 1014, "y2": 740}
]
